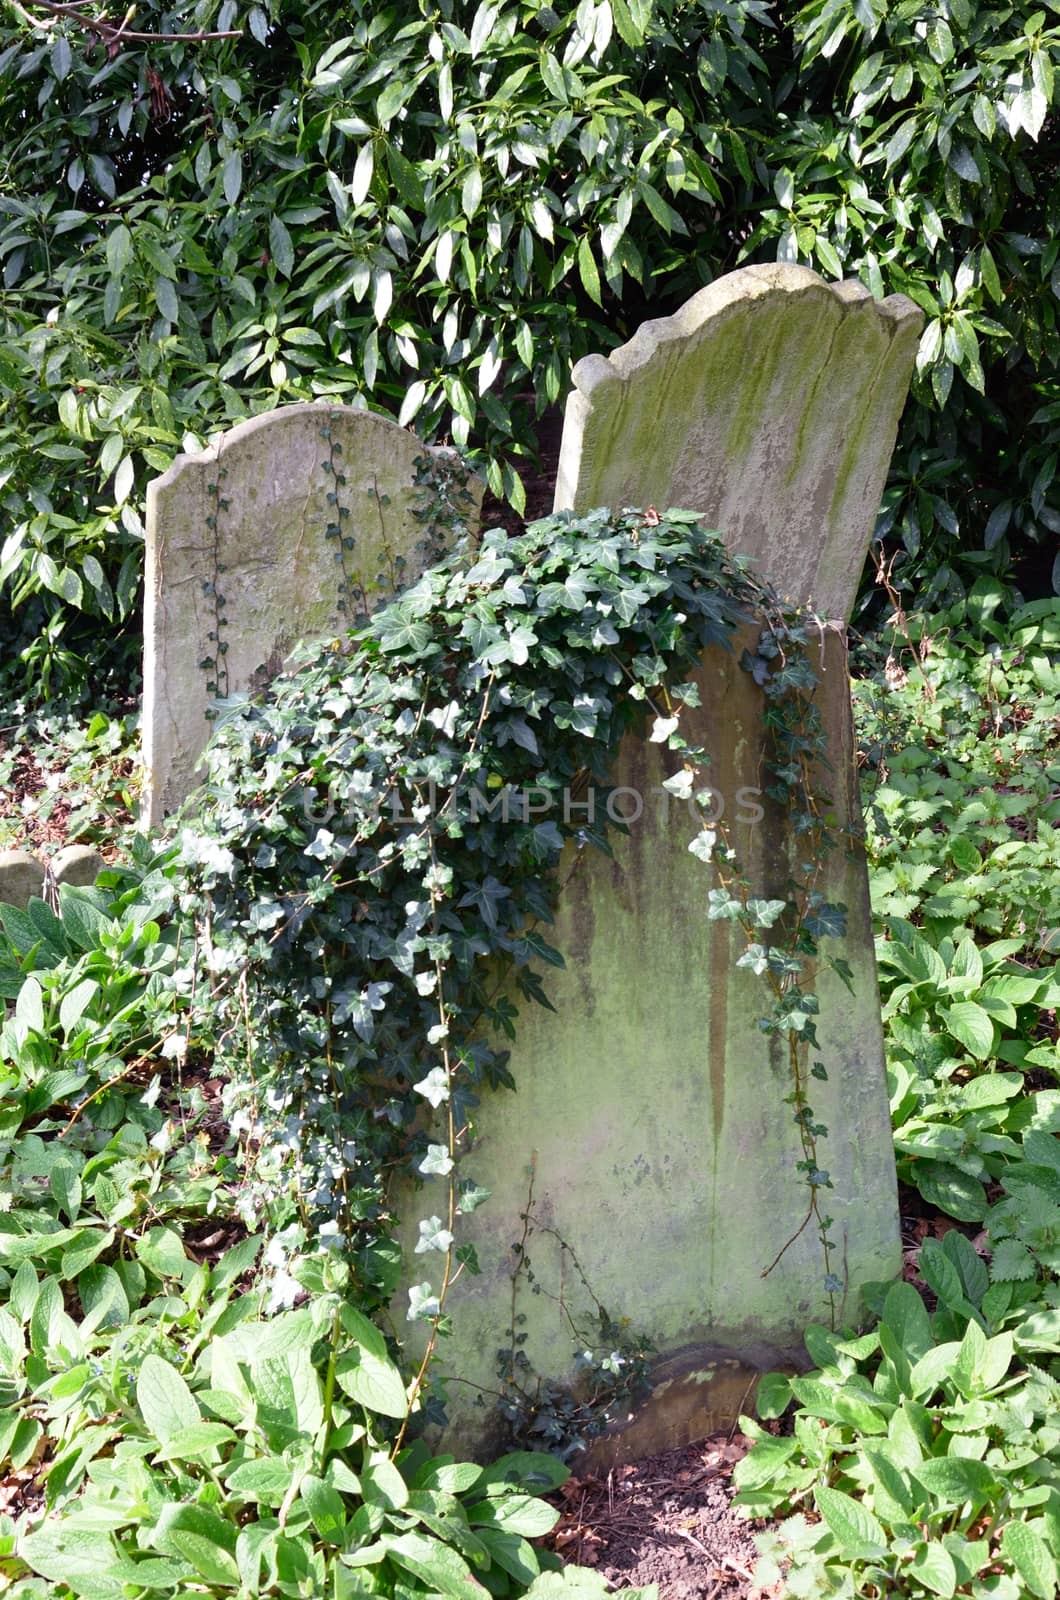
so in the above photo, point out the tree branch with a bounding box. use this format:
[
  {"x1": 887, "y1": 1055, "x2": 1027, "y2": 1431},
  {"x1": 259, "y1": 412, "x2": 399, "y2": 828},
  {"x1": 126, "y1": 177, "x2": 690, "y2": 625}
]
[{"x1": 6, "y1": 0, "x2": 242, "y2": 40}]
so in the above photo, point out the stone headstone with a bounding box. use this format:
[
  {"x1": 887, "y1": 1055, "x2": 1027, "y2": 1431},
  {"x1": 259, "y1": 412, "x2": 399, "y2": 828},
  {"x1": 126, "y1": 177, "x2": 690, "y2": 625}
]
[
  {"x1": 409, "y1": 625, "x2": 901, "y2": 1461},
  {"x1": 554, "y1": 263, "x2": 922, "y2": 622},
  {"x1": 399, "y1": 266, "x2": 921, "y2": 1460},
  {"x1": 53, "y1": 844, "x2": 105, "y2": 891},
  {"x1": 0, "y1": 849, "x2": 45, "y2": 911},
  {"x1": 142, "y1": 403, "x2": 482, "y2": 828}
]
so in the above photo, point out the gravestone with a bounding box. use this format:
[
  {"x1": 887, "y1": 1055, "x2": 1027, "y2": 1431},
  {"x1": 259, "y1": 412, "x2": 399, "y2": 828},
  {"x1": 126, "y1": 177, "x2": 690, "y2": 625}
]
[
  {"x1": 0, "y1": 845, "x2": 105, "y2": 911},
  {"x1": 554, "y1": 263, "x2": 922, "y2": 622},
  {"x1": 0, "y1": 850, "x2": 44, "y2": 911},
  {"x1": 398, "y1": 265, "x2": 921, "y2": 1458},
  {"x1": 142, "y1": 403, "x2": 482, "y2": 828}
]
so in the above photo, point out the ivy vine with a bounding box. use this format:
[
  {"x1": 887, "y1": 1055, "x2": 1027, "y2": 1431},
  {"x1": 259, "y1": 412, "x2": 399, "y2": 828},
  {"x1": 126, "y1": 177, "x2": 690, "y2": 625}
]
[{"x1": 180, "y1": 504, "x2": 852, "y2": 1442}]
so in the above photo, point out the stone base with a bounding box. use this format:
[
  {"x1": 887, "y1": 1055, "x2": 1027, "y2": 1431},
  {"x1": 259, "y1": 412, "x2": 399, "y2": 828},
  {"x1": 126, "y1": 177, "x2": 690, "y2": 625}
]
[{"x1": 580, "y1": 1346, "x2": 790, "y2": 1470}]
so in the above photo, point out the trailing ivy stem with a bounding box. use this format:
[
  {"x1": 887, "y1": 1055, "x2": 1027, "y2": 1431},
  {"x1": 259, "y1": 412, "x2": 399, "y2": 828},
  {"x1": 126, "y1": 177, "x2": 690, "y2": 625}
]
[{"x1": 391, "y1": 809, "x2": 463, "y2": 1458}]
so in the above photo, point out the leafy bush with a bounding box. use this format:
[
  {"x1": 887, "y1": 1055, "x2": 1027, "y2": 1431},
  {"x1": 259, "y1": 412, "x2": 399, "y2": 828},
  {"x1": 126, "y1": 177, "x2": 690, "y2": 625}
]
[
  {"x1": 856, "y1": 599, "x2": 1060, "y2": 951},
  {"x1": 2, "y1": 0, "x2": 1060, "y2": 682},
  {"x1": 739, "y1": 1263, "x2": 1060, "y2": 1600},
  {"x1": 0, "y1": 811, "x2": 656, "y2": 1597},
  {"x1": 0, "y1": 701, "x2": 139, "y2": 848},
  {"x1": 855, "y1": 598, "x2": 1060, "y2": 1216},
  {"x1": 734, "y1": 604, "x2": 1060, "y2": 1596}
]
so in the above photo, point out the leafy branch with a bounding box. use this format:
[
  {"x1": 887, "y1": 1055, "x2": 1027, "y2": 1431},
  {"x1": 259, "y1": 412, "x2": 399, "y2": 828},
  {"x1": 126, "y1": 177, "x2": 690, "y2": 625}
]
[{"x1": 4, "y1": 0, "x2": 241, "y2": 42}]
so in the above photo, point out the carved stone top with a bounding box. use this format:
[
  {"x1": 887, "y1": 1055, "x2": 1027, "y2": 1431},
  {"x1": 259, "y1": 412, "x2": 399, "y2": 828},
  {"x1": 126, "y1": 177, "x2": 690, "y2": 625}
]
[
  {"x1": 553, "y1": 264, "x2": 922, "y2": 622},
  {"x1": 142, "y1": 402, "x2": 481, "y2": 827}
]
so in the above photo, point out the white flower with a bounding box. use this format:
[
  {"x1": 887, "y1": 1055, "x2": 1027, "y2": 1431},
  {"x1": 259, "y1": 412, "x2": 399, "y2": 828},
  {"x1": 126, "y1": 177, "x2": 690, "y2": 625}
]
[{"x1": 427, "y1": 1022, "x2": 449, "y2": 1045}]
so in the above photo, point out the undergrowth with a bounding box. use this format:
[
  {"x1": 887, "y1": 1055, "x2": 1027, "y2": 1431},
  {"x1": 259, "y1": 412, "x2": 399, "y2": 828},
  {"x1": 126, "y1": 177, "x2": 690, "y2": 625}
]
[
  {"x1": 738, "y1": 595, "x2": 1060, "y2": 1599},
  {"x1": 0, "y1": 505, "x2": 845, "y2": 1597},
  {"x1": 4, "y1": 531, "x2": 1060, "y2": 1598}
]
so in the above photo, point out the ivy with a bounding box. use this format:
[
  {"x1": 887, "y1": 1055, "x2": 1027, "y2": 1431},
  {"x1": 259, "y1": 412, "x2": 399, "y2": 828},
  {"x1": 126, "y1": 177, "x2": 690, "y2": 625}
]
[{"x1": 179, "y1": 502, "x2": 852, "y2": 1442}]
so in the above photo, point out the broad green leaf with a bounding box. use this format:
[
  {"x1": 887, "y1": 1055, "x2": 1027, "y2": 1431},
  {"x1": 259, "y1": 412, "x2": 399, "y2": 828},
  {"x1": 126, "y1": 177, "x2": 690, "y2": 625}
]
[
  {"x1": 223, "y1": 149, "x2": 242, "y2": 205},
  {"x1": 577, "y1": 236, "x2": 602, "y2": 306},
  {"x1": 467, "y1": 1493, "x2": 559, "y2": 1537},
  {"x1": 335, "y1": 1346, "x2": 408, "y2": 1418},
  {"x1": 755, "y1": 1371, "x2": 791, "y2": 1419},
  {"x1": 137, "y1": 1354, "x2": 201, "y2": 1444},
  {"x1": 15, "y1": 975, "x2": 44, "y2": 1032},
  {"x1": 882, "y1": 1281, "x2": 933, "y2": 1361},
  {"x1": 269, "y1": 214, "x2": 294, "y2": 278},
  {"x1": 20, "y1": 1525, "x2": 128, "y2": 1599},
  {"x1": 300, "y1": 1474, "x2": 346, "y2": 1545},
  {"x1": 1000, "y1": 1519, "x2": 1057, "y2": 1599},
  {"x1": 49, "y1": 1159, "x2": 82, "y2": 1222},
  {"x1": 943, "y1": 1001, "x2": 995, "y2": 1060},
  {"x1": 732, "y1": 1435, "x2": 797, "y2": 1490},
  {"x1": 380, "y1": 1530, "x2": 484, "y2": 1600},
  {"x1": 351, "y1": 141, "x2": 374, "y2": 207},
  {"x1": 814, "y1": 1484, "x2": 886, "y2": 1557},
  {"x1": 152, "y1": 1421, "x2": 236, "y2": 1461},
  {"x1": 909, "y1": 1540, "x2": 957, "y2": 1598},
  {"x1": 362, "y1": 1454, "x2": 409, "y2": 1510},
  {"x1": 152, "y1": 1503, "x2": 240, "y2": 1586},
  {"x1": 136, "y1": 1226, "x2": 189, "y2": 1281},
  {"x1": 912, "y1": 1454, "x2": 995, "y2": 1506},
  {"x1": 59, "y1": 977, "x2": 98, "y2": 1033}
]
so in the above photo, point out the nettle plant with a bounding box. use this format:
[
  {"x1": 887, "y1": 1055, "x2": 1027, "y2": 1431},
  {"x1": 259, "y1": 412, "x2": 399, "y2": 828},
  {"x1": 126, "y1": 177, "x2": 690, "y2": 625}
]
[{"x1": 179, "y1": 506, "x2": 853, "y2": 1434}]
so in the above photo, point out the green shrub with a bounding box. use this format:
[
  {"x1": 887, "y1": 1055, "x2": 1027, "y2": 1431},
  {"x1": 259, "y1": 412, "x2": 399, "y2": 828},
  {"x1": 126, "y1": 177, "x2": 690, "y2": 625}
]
[
  {"x1": 0, "y1": 816, "x2": 656, "y2": 1598},
  {"x1": 2, "y1": 0, "x2": 1060, "y2": 683}
]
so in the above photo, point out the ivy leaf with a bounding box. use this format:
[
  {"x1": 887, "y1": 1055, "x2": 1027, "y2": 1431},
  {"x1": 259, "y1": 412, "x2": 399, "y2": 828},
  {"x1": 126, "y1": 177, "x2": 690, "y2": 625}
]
[
  {"x1": 457, "y1": 875, "x2": 511, "y2": 931},
  {"x1": 415, "y1": 1216, "x2": 455, "y2": 1253},
  {"x1": 457, "y1": 1181, "x2": 491, "y2": 1213},
  {"x1": 407, "y1": 1282, "x2": 441, "y2": 1322}
]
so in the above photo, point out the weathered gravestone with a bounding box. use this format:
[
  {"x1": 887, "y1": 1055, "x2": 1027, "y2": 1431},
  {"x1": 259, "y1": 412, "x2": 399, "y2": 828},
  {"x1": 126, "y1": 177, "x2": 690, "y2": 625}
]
[
  {"x1": 554, "y1": 262, "x2": 922, "y2": 622},
  {"x1": 400, "y1": 264, "x2": 922, "y2": 1459},
  {"x1": 0, "y1": 845, "x2": 105, "y2": 911},
  {"x1": 142, "y1": 403, "x2": 482, "y2": 827}
]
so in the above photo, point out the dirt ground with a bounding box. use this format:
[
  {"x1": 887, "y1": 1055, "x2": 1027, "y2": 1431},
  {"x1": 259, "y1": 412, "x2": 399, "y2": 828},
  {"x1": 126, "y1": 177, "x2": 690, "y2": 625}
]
[{"x1": 549, "y1": 1435, "x2": 764, "y2": 1599}]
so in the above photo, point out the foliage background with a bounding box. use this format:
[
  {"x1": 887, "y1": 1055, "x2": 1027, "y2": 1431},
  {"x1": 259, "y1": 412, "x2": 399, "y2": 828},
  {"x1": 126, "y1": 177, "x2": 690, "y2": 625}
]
[{"x1": 0, "y1": 0, "x2": 1059, "y2": 685}]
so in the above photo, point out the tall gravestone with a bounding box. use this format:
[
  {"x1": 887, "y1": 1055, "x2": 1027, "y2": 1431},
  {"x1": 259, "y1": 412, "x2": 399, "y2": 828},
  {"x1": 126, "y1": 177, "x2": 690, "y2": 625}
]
[
  {"x1": 554, "y1": 262, "x2": 921, "y2": 621},
  {"x1": 141, "y1": 403, "x2": 482, "y2": 827},
  {"x1": 399, "y1": 264, "x2": 922, "y2": 1459}
]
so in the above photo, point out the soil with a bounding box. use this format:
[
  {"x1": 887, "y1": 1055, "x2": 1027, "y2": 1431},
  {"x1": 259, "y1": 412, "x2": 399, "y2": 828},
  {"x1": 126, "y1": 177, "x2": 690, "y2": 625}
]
[{"x1": 549, "y1": 1436, "x2": 765, "y2": 1599}]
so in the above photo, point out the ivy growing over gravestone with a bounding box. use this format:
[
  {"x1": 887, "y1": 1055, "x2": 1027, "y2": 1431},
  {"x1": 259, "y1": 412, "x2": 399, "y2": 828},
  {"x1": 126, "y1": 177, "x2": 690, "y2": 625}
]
[{"x1": 179, "y1": 506, "x2": 850, "y2": 1425}]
